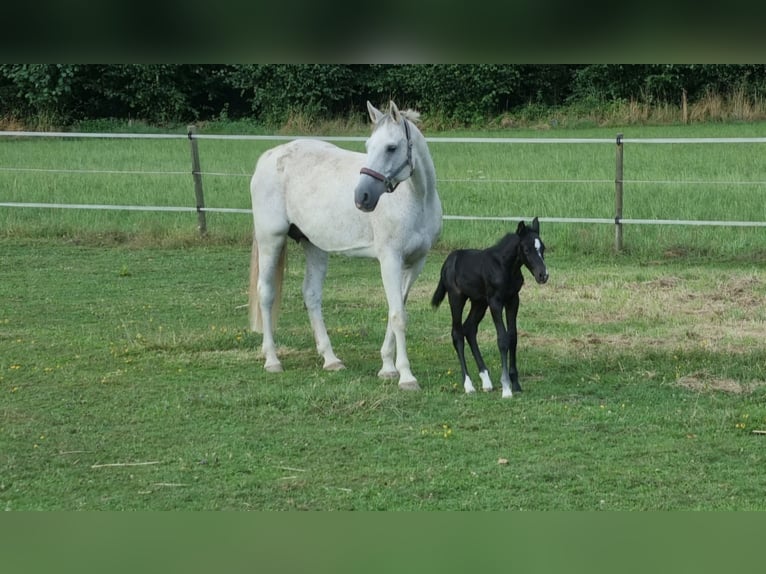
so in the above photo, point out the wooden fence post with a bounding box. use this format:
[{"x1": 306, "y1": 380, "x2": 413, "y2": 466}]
[
  {"x1": 615, "y1": 133, "x2": 624, "y2": 252},
  {"x1": 188, "y1": 125, "x2": 207, "y2": 237}
]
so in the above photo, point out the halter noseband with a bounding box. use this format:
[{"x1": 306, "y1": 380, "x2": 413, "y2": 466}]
[{"x1": 359, "y1": 118, "x2": 414, "y2": 193}]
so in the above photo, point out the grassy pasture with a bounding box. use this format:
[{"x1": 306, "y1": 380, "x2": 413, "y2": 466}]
[
  {"x1": 1, "y1": 240, "x2": 766, "y2": 510},
  {"x1": 2, "y1": 122, "x2": 766, "y2": 510}
]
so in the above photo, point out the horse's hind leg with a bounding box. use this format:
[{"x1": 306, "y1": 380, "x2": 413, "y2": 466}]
[
  {"x1": 448, "y1": 294, "x2": 474, "y2": 394},
  {"x1": 256, "y1": 235, "x2": 287, "y2": 373},
  {"x1": 302, "y1": 242, "x2": 344, "y2": 371},
  {"x1": 463, "y1": 301, "x2": 493, "y2": 392}
]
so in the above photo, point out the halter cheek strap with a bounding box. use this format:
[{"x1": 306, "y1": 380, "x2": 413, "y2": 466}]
[{"x1": 359, "y1": 119, "x2": 414, "y2": 193}]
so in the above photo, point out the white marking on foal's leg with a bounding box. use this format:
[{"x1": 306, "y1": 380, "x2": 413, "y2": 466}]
[
  {"x1": 479, "y1": 370, "x2": 493, "y2": 392},
  {"x1": 464, "y1": 375, "x2": 477, "y2": 394},
  {"x1": 500, "y1": 381, "x2": 513, "y2": 399}
]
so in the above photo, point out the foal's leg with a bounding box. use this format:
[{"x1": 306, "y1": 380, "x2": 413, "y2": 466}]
[
  {"x1": 489, "y1": 300, "x2": 513, "y2": 398},
  {"x1": 257, "y1": 236, "x2": 287, "y2": 373},
  {"x1": 302, "y1": 242, "x2": 344, "y2": 371},
  {"x1": 505, "y1": 294, "x2": 522, "y2": 393},
  {"x1": 463, "y1": 301, "x2": 493, "y2": 391},
  {"x1": 448, "y1": 294, "x2": 474, "y2": 394},
  {"x1": 378, "y1": 253, "x2": 419, "y2": 390}
]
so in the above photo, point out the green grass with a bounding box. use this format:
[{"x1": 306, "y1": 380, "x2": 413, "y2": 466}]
[{"x1": 2, "y1": 238, "x2": 766, "y2": 510}]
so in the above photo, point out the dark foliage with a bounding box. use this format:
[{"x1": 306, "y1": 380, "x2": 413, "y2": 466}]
[{"x1": 2, "y1": 64, "x2": 765, "y2": 126}]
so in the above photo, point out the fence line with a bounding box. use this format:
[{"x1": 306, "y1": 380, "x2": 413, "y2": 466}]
[
  {"x1": 3, "y1": 167, "x2": 766, "y2": 188},
  {"x1": 0, "y1": 167, "x2": 190, "y2": 176},
  {"x1": 5, "y1": 130, "x2": 766, "y2": 145},
  {"x1": 3, "y1": 129, "x2": 766, "y2": 250},
  {"x1": 4, "y1": 203, "x2": 766, "y2": 230}
]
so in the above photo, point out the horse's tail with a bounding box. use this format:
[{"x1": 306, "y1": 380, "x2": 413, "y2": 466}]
[
  {"x1": 431, "y1": 273, "x2": 447, "y2": 309},
  {"x1": 248, "y1": 236, "x2": 287, "y2": 333}
]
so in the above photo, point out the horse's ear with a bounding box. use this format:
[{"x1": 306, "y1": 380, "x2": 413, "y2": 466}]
[
  {"x1": 516, "y1": 220, "x2": 527, "y2": 235},
  {"x1": 367, "y1": 101, "x2": 385, "y2": 124},
  {"x1": 531, "y1": 216, "x2": 540, "y2": 233},
  {"x1": 389, "y1": 101, "x2": 401, "y2": 123}
]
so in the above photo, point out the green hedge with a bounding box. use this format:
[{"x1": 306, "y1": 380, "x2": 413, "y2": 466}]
[{"x1": 2, "y1": 64, "x2": 765, "y2": 126}]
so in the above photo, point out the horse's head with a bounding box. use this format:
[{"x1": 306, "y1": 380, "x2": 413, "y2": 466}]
[
  {"x1": 355, "y1": 100, "x2": 415, "y2": 212},
  {"x1": 517, "y1": 217, "x2": 549, "y2": 284}
]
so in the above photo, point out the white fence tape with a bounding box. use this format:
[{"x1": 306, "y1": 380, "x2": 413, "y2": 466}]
[{"x1": 2, "y1": 131, "x2": 766, "y2": 230}]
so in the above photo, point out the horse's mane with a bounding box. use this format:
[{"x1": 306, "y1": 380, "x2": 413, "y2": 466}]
[{"x1": 400, "y1": 109, "x2": 421, "y2": 123}]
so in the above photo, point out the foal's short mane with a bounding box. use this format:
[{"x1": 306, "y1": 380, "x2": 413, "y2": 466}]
[{"x1": 494, "y1": 232, "x2": 520, "y2": 252}]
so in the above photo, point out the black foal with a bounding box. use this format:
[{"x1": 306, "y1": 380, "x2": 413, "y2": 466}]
[{"x1": 431, "y1": 217, "x2": 549, "y2": 398}]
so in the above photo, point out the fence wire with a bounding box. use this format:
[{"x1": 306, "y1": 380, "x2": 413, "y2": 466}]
[{"x1": 2, "y1": 131, "x2": 766, "y2": 229}]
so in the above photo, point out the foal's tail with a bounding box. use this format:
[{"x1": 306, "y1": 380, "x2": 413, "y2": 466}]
[
  {"x1": 431, "y1": 274, "x2": 447, "y2": 309},
  {"x1": 248, "y1": 236, "x2": 287, "y2": 333}
]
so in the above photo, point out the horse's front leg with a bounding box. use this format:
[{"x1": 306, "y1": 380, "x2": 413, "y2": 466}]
[
  {"x1": 489, "y1": 300, "x2": 513, "y2": 398},
  {"x1": 378, "y1": 255, "x2": 420, "y2": 390},
  {"x1": 302, "y1": 242, "x2": 344, "y2": 371},
  {"x1": 505, "y1": 295, "x2": 521, "y2": 393}
]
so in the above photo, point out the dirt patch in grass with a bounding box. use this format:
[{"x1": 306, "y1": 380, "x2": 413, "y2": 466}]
[
  {"x1": 676, "y1": 371, "x2": 765, "y2": 394},
  {"x1": 522, "y1": 267, "x2": 766, "y2": 356}
]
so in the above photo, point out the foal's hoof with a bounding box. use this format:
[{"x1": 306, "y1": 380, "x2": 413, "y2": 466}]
[
  {"x1": 324, "y1": 361, "x2": 346, "y2": 371},
  {"x1": 398, "y1": 380, "x2": 421, "y2": 391}
]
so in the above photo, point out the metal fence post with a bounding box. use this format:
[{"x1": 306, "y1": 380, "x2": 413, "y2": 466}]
[
  {"x1": 188, "y1": 125, "x2": 207, "y2": 237},
  {"x1": 615, "y1": 133, "x2": 624, "y2": 252}
]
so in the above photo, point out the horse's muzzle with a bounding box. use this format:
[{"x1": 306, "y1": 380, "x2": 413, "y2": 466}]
[
  {"x1": 354, "y1": 176, "x2": 387, "y2": 212},
  {"x1": 536, "y1": 269, "x2": 549, "y2": 284}
]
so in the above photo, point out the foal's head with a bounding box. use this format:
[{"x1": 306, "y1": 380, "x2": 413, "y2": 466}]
[{"x1": 517, "y1": 217, "x2": 549, "y2": 284}]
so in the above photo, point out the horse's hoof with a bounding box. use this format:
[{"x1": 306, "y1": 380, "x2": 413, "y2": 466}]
[
  {"x1": 501, "y1": 391, "x2": 513, "y2": 399},
  {"x1": 377, "y1": 368, "x2": 399, "y2": 379},
  {"x1": 324, "y1": 361, "x2": 346, "y2": 371},
  {"x1": 265, "y1": 363, "x2": 284, "y2": 373},
  {"x1": 398, "y1": 380, "x2": 421, "y2": 391}
]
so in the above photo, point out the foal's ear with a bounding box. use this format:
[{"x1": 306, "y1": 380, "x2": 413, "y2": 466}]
[
  {"x1": 367, "y1": 101, "x2": 385, "y2": 124},
  {"x1": 389, "y1": 100, "x2": 401, "y2": 123},
  {"x1": 516, "y1": 220, "x2": 527, "y2": 235},
  {"x1": 531, "y1": 216, "x2": 540, "y2": 233}
]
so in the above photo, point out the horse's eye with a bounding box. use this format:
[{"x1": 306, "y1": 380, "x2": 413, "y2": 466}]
[{"x1": 386, "y1": 144, "x2": 398, "y2": 153}]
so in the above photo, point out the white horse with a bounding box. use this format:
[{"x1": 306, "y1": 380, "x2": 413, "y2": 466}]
[{"x1": 248, "y1": 101, "x2": 442, "y2": 390}]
